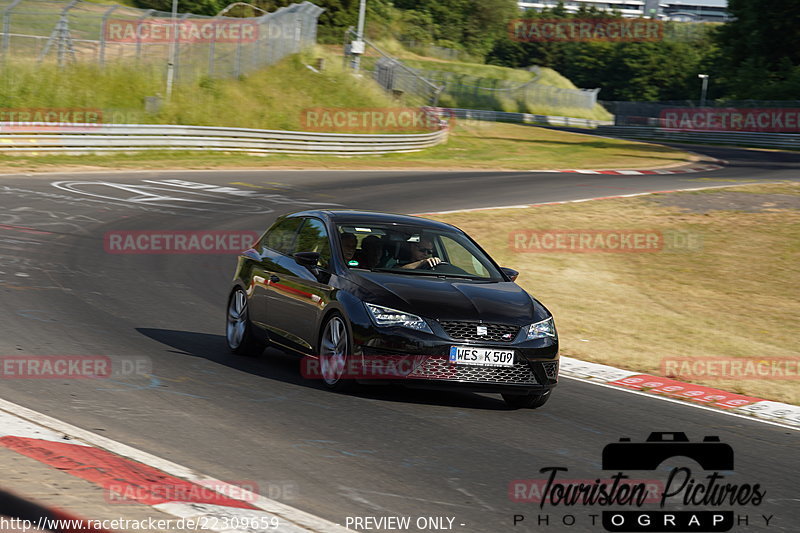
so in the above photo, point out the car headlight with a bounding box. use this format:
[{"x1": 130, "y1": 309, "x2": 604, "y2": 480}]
[
  {"x1": 365, "y1": 303, "x2": 433, "y2": 334},
  {"x1": 526, "y1": 317, "x2": 556, "y2": 340}
]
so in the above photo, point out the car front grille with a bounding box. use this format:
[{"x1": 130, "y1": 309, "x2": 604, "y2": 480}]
[
  {"x1": 542, "y1": 361, "x2": 559, "y2": 380},
  {"x1": 409, "y1": 356, "x2": 537, "y2": 385},
  {"x1": 439, "y1": 321, "x2": 521, "y2": 342}
]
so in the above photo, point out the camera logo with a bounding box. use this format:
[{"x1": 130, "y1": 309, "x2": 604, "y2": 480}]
[{"x1": 602, "y1": 432, "x2": 734, "y2": 471}]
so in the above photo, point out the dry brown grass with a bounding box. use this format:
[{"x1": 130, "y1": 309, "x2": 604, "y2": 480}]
[{"x1": 431, "y1": 182, "x2": 800, "y2": 404}]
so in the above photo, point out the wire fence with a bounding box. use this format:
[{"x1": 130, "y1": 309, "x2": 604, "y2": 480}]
[
  {"x1": 420, "y1": 66, "x2": 600, "y2": 111},
  {"x1": 0, "y1": 0, "x2": 323, "y2": 82},
  {"x1": 399, "y1": 40, "x2": 466, "y2": 62},
  {"x1": 351, "y1": 32, "x2": 599, "y2": 111},
  {"x1": 604, "y1": 100, "x2": 800, "y2": 128}
]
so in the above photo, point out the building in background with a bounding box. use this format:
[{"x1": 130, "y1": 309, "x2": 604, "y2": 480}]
[{"x1": 517, "y1": 0, "x2": 730, "y2": 22}]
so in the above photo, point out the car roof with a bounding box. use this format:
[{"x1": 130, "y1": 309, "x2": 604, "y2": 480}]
[{"x1": 286, "y1": 209, "x2": 462, "y2": 232}]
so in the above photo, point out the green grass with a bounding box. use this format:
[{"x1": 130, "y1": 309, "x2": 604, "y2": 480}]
[
  {"x1": 2, "y1": 42, "x2": 612, "y2": 131},
  {"x1": 0, "y1": 47, "x2": 401, "y2": 131}
]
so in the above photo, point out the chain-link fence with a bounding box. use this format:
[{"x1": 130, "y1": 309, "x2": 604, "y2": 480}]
[
  {"x1": 342, "y1": 30, "x2": 443, "y2": 105},
  {"x1": 0, "y1": 0, "x2": 323, "y2": 82},
  {"x1": 605, "y1": 100, "x2": 800, "y2": 129},
  {"x1": 420, "y1": 66, "x2": 600, "y2": 112},
  {"x1": 352, "y1": 32, "x2": 599, "y2": 112},
  {"x1": 399, "y1": 40, "x2": 465, "y2": 62}
]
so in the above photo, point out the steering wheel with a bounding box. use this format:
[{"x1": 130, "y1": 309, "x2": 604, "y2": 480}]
[{"x1": 420, "y1": 259, "x2": 448, "y2": 270}]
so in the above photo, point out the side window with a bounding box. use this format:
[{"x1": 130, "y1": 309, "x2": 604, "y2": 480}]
[
  {"x1": 295, "y1": 218, "x2": 332, "y2": 268},
  {"x1": 263, "y1": 218, "x2": 303, "y2": 255}
]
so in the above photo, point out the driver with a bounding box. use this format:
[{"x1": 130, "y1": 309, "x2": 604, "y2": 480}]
[
  {"x1": 402, "y1": 237, "x2": 442, "y2": 269},
  {"x1": 340, "y1": 232, "x2": 357, "y2": 262}
]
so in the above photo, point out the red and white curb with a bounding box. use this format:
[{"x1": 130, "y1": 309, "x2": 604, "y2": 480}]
[
  {"x1": 537, "y1": 161, "x2": 724, "y2": 175},
  {"x1": 0, "y1": 398, "x2": 348, "y2": 533},
  {"x1": 559, "y1": 356, "x2": 800, "y2": 430}
]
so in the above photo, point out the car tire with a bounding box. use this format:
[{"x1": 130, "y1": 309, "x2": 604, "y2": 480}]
[
  {"x1": 226, "y1": 288, "x2": 264, "y2": 356},
  {"x1": 502, "y1": 391, "x2": 550, "y2": 409},
  {"x1": 318, "y1": 313, "x2": 356, "y2": 391}
]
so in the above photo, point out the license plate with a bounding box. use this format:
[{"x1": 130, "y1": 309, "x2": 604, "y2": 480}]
[{"x1": 449, "y1": 346, "x2": 515, "y2": 367}]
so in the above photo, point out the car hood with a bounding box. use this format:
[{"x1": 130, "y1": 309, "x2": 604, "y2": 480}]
[{"x1": 349, "y1": 271, "x2": 550, "y2": 325}]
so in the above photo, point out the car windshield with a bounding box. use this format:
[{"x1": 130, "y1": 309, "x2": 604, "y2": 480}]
[{"x1": 336, "y1": 223, "x2": 502, "y2": 280}]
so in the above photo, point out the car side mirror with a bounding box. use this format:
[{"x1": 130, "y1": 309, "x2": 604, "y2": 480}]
[
  {"x1": 241, "y1": 248, "x2": 261, "y2": 261},
  {"x1": 500, "y1": 267, "x2": 519, "y2": 282},
  {"x1": 294, "y1": 252, "x2": 320, "y2": 267}
]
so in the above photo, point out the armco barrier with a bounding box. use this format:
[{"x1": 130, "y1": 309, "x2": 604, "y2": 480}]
[
  {"x1": 442, "y1": 107, "x2": 613, "y2": 128},
  {"x1": 596, "y1": 125, "x2": 800, "y2": 149},
  {"x1": 0, "y1": 123, "x2": 448, "y2": 155}
]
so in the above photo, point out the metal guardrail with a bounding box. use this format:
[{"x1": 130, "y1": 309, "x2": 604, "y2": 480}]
[
  {"x1": 442, "y1": 108, "x2": 613, "y2": 128},
  {"x1": 596, "y1": 126, "x2": 800, "y2": 149},
  {"x1": 0, "y1": 123, "x2": 449, "y2": 155}
]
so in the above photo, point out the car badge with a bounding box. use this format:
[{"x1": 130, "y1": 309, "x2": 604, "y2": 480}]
[
  {"x1": 502, "y1": 333, "x2": 513, "y2": 340},
  {"x1": 476, "y1": 325, "x2": 488, "y2": 336}
]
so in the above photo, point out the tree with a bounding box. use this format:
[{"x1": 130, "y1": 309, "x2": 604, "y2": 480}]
[
  {"x1": 132, "y1": 0, "x2": 227, "y2": 16},
  {"x1": 487, "y1": 13, "x2": 717, "y2": 101},
  {"x1": 392, "y1": 0, "x2": 518, "y2": 57},
  {"x1": 712, "y1": 0, "x2": 800, "y2": 98}
]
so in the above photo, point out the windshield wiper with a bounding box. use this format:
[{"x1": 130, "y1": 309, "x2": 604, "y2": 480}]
[
  {"x1": 369, "y1": 268, "x2": 486, "y2": 280},
  {"x1": 369, "y1": 268, "x2": 434, "y2": 275}
]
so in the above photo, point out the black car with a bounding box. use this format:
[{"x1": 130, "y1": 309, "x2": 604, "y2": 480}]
[{"x1": 226, "y1": 210, "x2": 558, "y2": 409}]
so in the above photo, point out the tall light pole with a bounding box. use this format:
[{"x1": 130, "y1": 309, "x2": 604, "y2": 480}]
[
  {"x1": 352, "y1": 0, "x2": 366, "y2": 72},
  {"x1": 698, "y1": 74, "x2": 709, "y2": 107}
]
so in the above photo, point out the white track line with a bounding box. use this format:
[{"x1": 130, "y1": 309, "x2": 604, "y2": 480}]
[
  {"x1": 416, "y1": 182, "x2": 788, "y2": 215},
  {"x1": 560, "y1": 375, "x2": 800, "y2": 432}
]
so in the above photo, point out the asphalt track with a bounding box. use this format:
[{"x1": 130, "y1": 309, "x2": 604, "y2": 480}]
[{"x1": 0, "y1": 143, "x2": 798, "y2": 532}]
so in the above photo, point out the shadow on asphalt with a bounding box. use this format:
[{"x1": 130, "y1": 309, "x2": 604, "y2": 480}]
[{"x1": 136, "y1": 327, "x2": 513, "y2": 411}]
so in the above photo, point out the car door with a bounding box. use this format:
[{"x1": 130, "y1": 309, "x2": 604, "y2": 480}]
[
  {"x1": 249, "y1": 217, "x2": 303, "y2": 331},
  {"x1": 263, "y1": 217, "x2": 335, "y2": 353}
]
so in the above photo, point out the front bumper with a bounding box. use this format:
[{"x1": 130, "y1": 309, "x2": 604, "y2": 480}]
[{"x1": 352, "y1": 323, "x2": 559, "y2": 393}]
